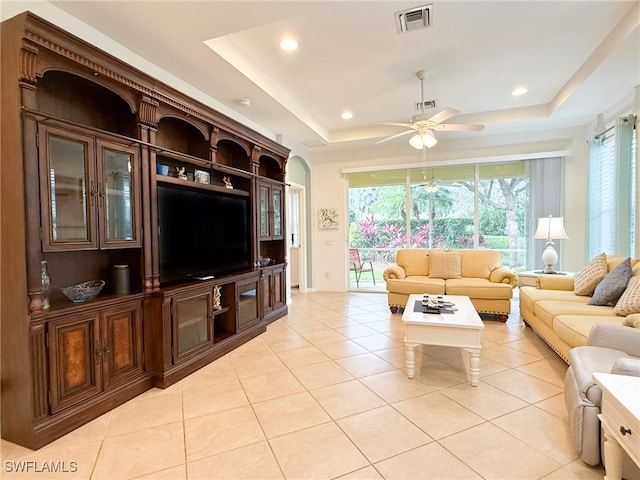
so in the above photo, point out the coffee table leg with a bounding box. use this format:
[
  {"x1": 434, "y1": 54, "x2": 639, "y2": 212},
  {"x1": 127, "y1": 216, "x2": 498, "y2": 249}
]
[
  {"x1": 464, "y1": 348, "x2": 481, "y2": 387},
  {"x1": 405, "y1": 343, "x2": 418, "y2": 378}
]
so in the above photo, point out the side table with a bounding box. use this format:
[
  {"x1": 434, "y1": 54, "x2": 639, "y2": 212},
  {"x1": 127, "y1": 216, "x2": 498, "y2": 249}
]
[
  {"x1": 593, "y1": 373, "x2": 640, "y2": 480},
  {"x1": 517, "y1": 270, "x2": 574, "y2": 288}
]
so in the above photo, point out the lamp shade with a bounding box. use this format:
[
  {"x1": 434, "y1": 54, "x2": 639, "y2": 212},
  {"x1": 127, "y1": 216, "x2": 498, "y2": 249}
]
[{"x1": 533, "y1": 216, "x2": 568, "y2": 241}]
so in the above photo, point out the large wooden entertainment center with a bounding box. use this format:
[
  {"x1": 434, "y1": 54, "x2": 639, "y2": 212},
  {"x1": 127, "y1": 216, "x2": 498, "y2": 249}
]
[{"x1": 1, "y1": 12, "x2": 289, "y2": 449}]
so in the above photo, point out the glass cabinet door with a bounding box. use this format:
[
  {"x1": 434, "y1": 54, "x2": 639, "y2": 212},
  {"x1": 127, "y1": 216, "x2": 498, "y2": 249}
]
[
  {"x1": 40, "y1": 127, "x2": 97, "y2": 251},
  {"x1": 98, "y1": 141, "x2": 141, "y2": 248},
  {"x1": 259, "y1": 184, "x2": 270, "y2": 238},
  {"x1": 272, "y1": 186, "x2": 282, "y2": 238},
  {"x1": 174, "y1": 291, "x2": 212, "y2": 357},
  {"x1": 237, "y1": 280, "x2": 259, "y2": 330}
]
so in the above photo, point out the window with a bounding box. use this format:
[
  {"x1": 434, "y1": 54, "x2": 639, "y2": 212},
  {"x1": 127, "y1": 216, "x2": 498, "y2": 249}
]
[
  {"x1": 347, "y1": 161, "x2": 530, "y2": 279},
  {"x1": 588, "y1": 115, "x2": 637, "y2": 258}
]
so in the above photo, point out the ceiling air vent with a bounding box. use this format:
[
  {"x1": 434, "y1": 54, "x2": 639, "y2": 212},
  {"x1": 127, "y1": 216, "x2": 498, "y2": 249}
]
[
  {"x1": 395, "y1": 4, "x2": 432, "y2": 33},
  {"x1": 416, "y1": 99, "x2": 436, "y2": 111}
]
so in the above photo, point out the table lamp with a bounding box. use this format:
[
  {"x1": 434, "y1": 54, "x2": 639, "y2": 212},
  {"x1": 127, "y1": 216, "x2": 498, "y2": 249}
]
[{"x1": 533, "y1": 215, "x2": 569, "y2": 274}]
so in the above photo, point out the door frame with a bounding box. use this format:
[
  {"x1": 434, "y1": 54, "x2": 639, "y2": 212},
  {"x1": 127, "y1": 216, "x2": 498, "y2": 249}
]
[{"x1": 286, "y1": 181, "x2": 307, "y2": 302}]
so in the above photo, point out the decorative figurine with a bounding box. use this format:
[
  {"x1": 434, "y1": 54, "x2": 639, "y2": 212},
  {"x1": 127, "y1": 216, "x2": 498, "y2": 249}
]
[
  {"x1": 176, "y1": 166, "x2": 187, "y2": 180},
  {"x1": 212, "y1": 285, "x2": 222, "y2": 310},
  {"x1": 223, "y1": 176, "x2": 233, "y2": 189}
]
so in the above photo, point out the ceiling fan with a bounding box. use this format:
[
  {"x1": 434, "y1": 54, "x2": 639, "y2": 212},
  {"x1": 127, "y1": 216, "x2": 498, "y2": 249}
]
[{"x1": 377, "y1": 70, "x2": 484, "y2": 148}]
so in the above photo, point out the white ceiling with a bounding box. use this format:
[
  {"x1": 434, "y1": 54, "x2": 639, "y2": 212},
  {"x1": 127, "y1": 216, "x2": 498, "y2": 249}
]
[{"x1": 32, "y1": 1, "x2": 640, "y2": 152}]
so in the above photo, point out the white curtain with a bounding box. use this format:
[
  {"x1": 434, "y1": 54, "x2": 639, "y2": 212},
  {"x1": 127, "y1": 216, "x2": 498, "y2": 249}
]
[
  {"x1": 527, "y1": 157, "x2": 565, "y2": 270},
  {"x1": 588, "y1": 115, "x2": 636, "y2": 258}
]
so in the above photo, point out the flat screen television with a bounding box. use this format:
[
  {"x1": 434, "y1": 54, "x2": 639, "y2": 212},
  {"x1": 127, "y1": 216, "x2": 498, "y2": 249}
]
[{"x1": 157, "y1": 182, "x2": 251, "y2": 284}]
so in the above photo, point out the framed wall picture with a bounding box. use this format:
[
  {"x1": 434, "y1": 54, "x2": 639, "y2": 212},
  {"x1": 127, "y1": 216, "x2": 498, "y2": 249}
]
[{"x1": 319, "y1": 208, "x2": 339, "y2": 229}]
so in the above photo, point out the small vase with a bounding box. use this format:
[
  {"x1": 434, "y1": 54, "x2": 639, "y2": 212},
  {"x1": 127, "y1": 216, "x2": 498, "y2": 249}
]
[{"x1": 40, "y1": 260, "x2": 51, "y2": 309}]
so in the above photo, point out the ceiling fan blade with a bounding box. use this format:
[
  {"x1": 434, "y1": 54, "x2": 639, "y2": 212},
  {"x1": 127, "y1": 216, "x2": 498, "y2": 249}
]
[
  {"x1": 380, "y1": 122, "x2": 416, "y2": 128},
  {"x1": 375, "y1": 129, "x2": 415, "y2": 144},
  {"x1": 427, "y1": 108, "x2": 460, "y2": 124},
  {"x1": 435, "y1": 123, "x2": 485, "y2": 132}
]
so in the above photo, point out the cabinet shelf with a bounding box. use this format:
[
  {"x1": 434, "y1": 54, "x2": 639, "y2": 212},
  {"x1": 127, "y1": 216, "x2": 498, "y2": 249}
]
[
  {"x1": 157, "y1": 175, "x2": 249, "y2": 197},
  {"x1": 153, "y1": 146, "x2": 210, "y2": 167},
  {"x1": 212, "y1": 305, "x2": 231, "y2": 316},
  {"x1": 155, "y1": 149, "x2": 252, "y2": 179},
  {"x1": 213, "y1": 330, "x2": 235, "y2": 344}
]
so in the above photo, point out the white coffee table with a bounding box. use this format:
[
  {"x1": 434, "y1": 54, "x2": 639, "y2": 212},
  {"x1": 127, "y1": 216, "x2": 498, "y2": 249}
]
[{"x1": 401, "y1": 294, "x2": 484, "y2": 386}]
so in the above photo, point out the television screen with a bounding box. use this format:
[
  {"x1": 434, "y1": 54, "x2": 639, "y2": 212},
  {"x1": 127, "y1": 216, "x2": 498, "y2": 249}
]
[{"x1": 157, "y1": 183, "x2": 251, "y2": 284}]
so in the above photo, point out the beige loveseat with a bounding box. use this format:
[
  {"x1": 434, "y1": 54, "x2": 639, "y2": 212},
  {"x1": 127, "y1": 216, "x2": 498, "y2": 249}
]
[
  {"x1": 519, "y1": 254, "x2": 640, "y2": 362},
  {"x1": 383, "y1": 248, "x2": 518, "y2": 320}
]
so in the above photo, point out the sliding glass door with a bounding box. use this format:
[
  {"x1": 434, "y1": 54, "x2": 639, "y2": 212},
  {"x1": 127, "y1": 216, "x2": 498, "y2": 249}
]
[{"x1": 347, "y1": 161, "x2": 530, "y2": 288}]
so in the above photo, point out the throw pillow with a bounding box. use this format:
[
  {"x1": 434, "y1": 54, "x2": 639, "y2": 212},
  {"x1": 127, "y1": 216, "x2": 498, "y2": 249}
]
[
  {"x1": 623, "y1": 313, "x2": 640, "y2": 328},
  {"x1": 614, "y1": 276, "x2": 640, "y2": 316},
  {"x1": 428, "y1": 250, "x2": 461, "y2": 279},
  {"x1": 588, "y1": 258, "x2": 632, "y2": 305},
  {"x1": 573, "y1": 252, "x2": 608, "y2": 296}
]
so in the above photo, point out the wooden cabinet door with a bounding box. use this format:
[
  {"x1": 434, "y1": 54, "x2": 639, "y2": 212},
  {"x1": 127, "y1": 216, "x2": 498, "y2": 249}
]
[
  {"x1": 102, "y1": 302, "x2": 144, "y2": 388},
  {"x1": 272, "y1": 266, "x2": 285, "y2": 311},
  {"x1": 97, "y1": 140, "x2": 142, "y2": 249},
  {"x1": 39, "y1": 125, "x2": 98, "y2": 251},
  {"x1": 48, "y1": 313, "x2": 102, "y2": 414},
  {"x1": 260, "y1": 272, "x2": 273, "y2": 317}
]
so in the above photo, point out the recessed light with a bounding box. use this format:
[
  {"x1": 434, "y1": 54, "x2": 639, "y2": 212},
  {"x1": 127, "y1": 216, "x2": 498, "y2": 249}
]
[
  {"x1": 341, "y1": 111, "x2": 353, "y2": 120},
  {"x1": 279, "y1": 38, "x2": 298, "y2": 51},
  {"x1": 512, "y1": 86, "x2": 528, "y2": 96}
]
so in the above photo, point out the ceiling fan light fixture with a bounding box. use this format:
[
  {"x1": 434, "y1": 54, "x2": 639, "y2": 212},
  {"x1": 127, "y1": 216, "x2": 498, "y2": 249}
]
[
  {"x1": 422, "y1": 130, "x2": 438, "y2": 148},
  {"x1": 409, "y1": 130, "x2": 438, "y2": 149},
  {"x1": 409, "y1": 133, "x2": 423, "y2": 149}
]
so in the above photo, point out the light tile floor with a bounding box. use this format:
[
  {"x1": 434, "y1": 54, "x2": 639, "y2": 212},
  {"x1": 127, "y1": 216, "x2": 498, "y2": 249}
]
[{"x1": 1, "y1": 291, "x2": 606, "y2": 479}]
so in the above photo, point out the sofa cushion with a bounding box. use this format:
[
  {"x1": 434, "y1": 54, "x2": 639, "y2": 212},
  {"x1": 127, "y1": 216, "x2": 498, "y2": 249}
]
[
  {"x1": 588, "y1": 257, "x2": 632, "y2": 306},
  {"x1": 396, "y1": 249, "x2": 430, "y2": 277},
  {"x1": 519, "y1": 287, "x2": 588, "y2": 318},
  {"x1": 445, "y1": 278, "x2": 513, "y2": 299},
  {"x1": 553, "y1": 315, "x2": 625, "y2": 349},
  {"x1": 623, "y1": 313, "x2": 640, "y2": 328},
  {"x1": 459, "y1": 249, "x2": 502, "y2": 279},
  {"x1": 573, "y1": 252, "x2": 608, "y2": 296},
  {"x1": 614, "y1": 275, "x2": 640, "y2": 316},
  {"x1": 385, "y1": 276, "x2": 445, "y2": 295},
  {"x1": 428, "y1": 250, "x2": 461, "y2": 279},
  {"x1": 610, "y1": 357, "x2": 640, "y2": 376},
  {"x1": 607, "y1": 254, "x2": 640, "y2": 274},
  {"x1": 534, "y1": 301, "x2": 616, "y2": 329}
]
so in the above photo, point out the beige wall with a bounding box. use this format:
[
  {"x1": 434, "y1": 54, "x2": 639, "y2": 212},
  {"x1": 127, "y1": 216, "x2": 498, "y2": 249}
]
[{"x1": 307, "y1": 126, "x2": 601, "y2": 291}]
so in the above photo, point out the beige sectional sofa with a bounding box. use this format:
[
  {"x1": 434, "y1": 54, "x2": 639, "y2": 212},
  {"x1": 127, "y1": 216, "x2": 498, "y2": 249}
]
[
  {"x1": 383, "y1": 248, "x2": 518, "y2": 320},
  {"x1": 519, "y1": 254, "x2": 640, "y2": 362}
]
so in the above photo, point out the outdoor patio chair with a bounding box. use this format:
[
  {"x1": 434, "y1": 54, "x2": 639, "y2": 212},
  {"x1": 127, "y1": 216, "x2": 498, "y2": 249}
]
[{"x1": 349, "y1": 248, "x2": 375, "y2": 287}]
